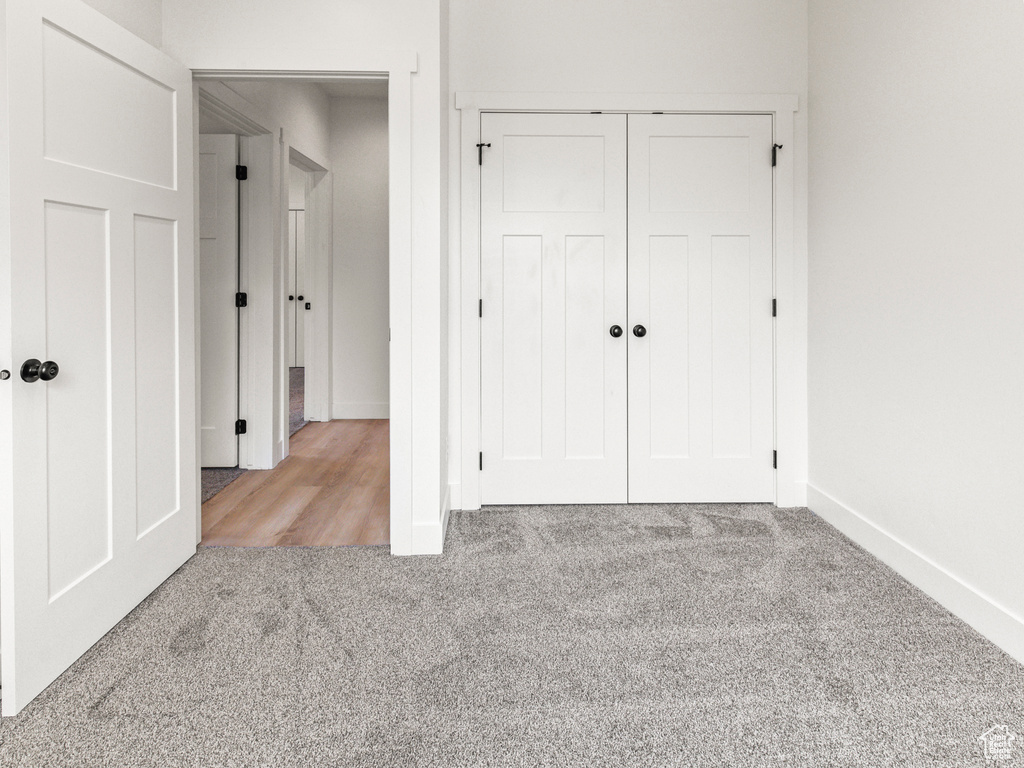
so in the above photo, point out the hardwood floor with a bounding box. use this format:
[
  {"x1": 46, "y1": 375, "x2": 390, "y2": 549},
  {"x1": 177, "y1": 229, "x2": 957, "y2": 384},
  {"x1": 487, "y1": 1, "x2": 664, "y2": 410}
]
[{"x1": 202, "y1": 420, "x2": 389, "y2": 547}]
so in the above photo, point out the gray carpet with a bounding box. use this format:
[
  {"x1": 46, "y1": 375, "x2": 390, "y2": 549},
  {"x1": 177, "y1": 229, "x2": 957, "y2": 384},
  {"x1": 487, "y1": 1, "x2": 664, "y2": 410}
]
[
  {"x1": 1, "y1": 504, "x2": 1021, "y2": 767},
  {"x1": 200, "y1": 368, "x2": 306, "y2": 504}
]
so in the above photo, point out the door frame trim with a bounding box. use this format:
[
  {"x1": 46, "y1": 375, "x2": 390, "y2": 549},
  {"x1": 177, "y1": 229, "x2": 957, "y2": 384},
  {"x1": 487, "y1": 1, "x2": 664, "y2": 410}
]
[{"x1": 454, "y1": 92, "x2": 804, "y2": 510}]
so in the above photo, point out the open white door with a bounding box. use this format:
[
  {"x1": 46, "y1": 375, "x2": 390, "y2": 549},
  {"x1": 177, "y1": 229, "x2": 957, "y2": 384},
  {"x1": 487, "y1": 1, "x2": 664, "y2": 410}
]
[
  {"x1": 0, "y1": 0, "x2": 196, "y2": 715},
  {"x1": 199, "y1": 134, "x2": 239, "y2": 468}
]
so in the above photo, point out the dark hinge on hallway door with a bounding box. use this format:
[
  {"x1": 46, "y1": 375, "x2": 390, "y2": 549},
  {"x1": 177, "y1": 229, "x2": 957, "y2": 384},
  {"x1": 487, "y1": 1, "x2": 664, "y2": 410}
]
[
  {"x1": 235, "y1": 419, "x2": 247, "y2": 435},
  {"x1": 235, "y1": 292, "x2": 247, "y2": 308},
  {"x1": 235, "y1": 164, "x2": 248, "y2": 181},
  {"x1": 773, "y1": 450, "x2": 778, "y2": 469},
  {"x1": 772, "y1": 144, "x2": 783, "y2": 167},
  {"x1": 476, "y1": 143, "x2": 491, "y2": 165}
]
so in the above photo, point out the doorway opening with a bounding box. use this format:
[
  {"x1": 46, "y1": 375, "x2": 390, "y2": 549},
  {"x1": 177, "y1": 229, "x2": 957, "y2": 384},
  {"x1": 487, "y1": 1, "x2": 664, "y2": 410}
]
[{"x1": 195, "y1": 76, "x2": 391, "y2": 546}]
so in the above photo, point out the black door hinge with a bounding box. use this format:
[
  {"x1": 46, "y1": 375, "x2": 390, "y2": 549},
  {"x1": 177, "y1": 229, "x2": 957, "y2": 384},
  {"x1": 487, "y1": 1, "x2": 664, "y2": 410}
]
[
  {"x1": 235, "y1": 292, "x2": 247, "y2": 308},
  {"x1": 479, "y1": 452, "x2": 483, "y2": 471},
  {"x1": 235, "y1": 419, "x2": 247, "y2": 435},
  {"x1": 773, "y1": 450, "x2": 778, "y2": 469},
  {"x1": 479, "y1": 299, "x2": 483, "y2": 318},
  {"x1": 236, "y1": 165, "x2": 248, "y2": 181},
  {"x1": 772, "y1": 298, "x2": 777, "y2": 317},
  {"x1": 476, "y1": 142, "x2": 491, "y2": 166},
  {"x1": 772, "y1": 144, "x2": 783, "y2": 167}
]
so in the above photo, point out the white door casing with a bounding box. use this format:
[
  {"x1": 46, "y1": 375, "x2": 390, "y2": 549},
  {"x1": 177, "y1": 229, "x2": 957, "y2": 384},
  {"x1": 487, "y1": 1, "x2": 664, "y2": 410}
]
[
  {"x1": 479, "y1": 113, "x2": 628, "y2": 504},
  {"x1": 0, "y1": 0, "x2": 197, "y2": 715},
  {"x1": 628, "y1": 114, "x2": 775, "y2": 502},
  {"x1": 199, "y1": 134, "x2": 239, "y2": 468}
]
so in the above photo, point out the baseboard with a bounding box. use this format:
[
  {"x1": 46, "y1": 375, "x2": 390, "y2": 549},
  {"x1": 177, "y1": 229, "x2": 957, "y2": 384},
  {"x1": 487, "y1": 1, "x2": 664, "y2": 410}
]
[
  {"x1": 407, "y1": 488, "x2": 452, "y2": 556},
  {"x1": 807, "y1": 484, "x2": 1024, "y2": 666},
  {"x1": 330, "y1": 402, "x2": 389, "y2": 420}
]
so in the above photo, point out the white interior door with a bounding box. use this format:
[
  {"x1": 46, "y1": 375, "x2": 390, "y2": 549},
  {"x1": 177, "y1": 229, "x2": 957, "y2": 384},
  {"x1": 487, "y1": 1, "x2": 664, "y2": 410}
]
[
  {"x1": 286, "y1": 210, "x2": 297, "y2": 368},
  {"x1": 627, "y1": 114, "x2": 775, "y2": 501},
  {"x1": 0, "y1": 0, "x2": 197, "y2": 715},
  {"x1": 479, "y1": 113, "x2": 628, "y2": 504},
  {"x1": 294, "y1": 210, "x2": 306, "y2": 368},
  {"x1": 199, "y1": 134, "x2": 239, "y2": 468}
]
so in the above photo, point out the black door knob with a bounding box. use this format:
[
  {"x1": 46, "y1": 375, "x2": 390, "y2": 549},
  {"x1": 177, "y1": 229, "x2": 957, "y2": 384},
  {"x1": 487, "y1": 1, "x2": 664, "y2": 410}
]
[
  {"x1": 297, "y1": 295, "x2": 304, "y2": 301},
  {"x1": 289, "y1": 295, "x2": 294, "y2": 301},
  {"x1": 633, "y1": 324, "x2": 647, "y2": 338},
  {"x1": 21, "y1": 359, "x2": 59, "y2": 382},
  {"x1": 609, "y1": 325, "x2": 623, "y2": 338}
]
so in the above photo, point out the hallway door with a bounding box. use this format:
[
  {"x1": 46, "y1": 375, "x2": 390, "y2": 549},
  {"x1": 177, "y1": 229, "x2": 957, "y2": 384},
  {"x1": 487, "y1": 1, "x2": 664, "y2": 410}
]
[
  {"x1": 0, "y1": 0, "x2": 197, "y2": 715},
  {"x1": 199, "y1": 134, "x2": 239, "y2": 468}
]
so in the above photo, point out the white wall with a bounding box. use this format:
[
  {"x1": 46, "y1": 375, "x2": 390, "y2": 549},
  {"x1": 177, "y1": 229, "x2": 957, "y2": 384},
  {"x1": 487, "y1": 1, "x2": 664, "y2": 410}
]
[
  {"x1": 82, "y1": 0, "x2": 162, "y2": 47},
  {"x1": 329, "y1": 96, "x2": 390, "y2": 419},
  {"x1": 289, "y1": 163, "x2": 305, "y2": 210},
  {"x1": 808, "y1": 2, "x2": 1024, "y2": 660},
  {"x1": 222, "y1": 81, "x2": 331, "y2": 170},
  {"x1": 163, "y1": 0, "x2": 448, "y2": 548},
  {"x1": 446, "y1": 0, "x2": 810, "y2": 503}
]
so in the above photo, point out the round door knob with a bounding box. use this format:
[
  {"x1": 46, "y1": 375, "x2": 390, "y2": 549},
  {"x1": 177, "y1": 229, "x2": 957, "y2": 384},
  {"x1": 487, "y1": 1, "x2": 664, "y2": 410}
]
[
  {"x1": 289, "y1": 295, "x2": 295, "y2": 301},
  {"x1": 609, "y1": 325, "x2": 623, "y2": 338},
  {"x1": 297, "y1": 295, "x2": 304, "y2": 301},
  {"x1": 633, "y1": 324, "x2": 647, "y2": 338},
  {"x1": 21, "y1": 359, "x2": 41, "y2": 382},
  {"x1": 0, "y1": 370, "x2": 10, "y2": 381},
  {"x1": 40, "y1": 361, "x2": 59, "y2": 381}
]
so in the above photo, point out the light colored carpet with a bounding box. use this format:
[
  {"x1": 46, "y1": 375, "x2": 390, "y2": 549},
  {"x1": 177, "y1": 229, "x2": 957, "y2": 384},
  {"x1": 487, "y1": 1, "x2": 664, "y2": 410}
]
[
  {"x1": 1, "y1": 504, "x2": 1021, "y2": 767},
  {"x1": 200, "y1": 368, "x2": 306, "y2": 504}
]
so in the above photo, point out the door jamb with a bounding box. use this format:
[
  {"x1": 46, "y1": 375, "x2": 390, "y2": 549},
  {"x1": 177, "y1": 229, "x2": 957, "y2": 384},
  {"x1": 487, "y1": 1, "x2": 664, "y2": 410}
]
[{"x1": 454, "y1": 92, "x2": 803, "y2": 510}]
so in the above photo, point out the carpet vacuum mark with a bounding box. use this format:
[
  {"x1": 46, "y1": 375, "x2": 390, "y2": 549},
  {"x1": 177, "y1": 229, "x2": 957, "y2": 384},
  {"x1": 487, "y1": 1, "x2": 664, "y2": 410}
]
[{"x1": 1, "y1": 504, "x2": 1021, "y2": 767}]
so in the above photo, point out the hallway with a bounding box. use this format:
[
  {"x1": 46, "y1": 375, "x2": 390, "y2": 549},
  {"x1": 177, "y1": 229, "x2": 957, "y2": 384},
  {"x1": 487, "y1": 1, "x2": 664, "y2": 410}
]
[{"x1": 201, "y1": 420, "x2": 389, "y2": 547}]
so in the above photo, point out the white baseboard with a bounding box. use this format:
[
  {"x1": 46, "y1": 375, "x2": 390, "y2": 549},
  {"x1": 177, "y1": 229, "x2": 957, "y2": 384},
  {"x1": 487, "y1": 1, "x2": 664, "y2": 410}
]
[
  {"x1": 407, "y1": 487, "x2": 452, "y2": 555},
  {"x1": 330, "y1": 402, "x2": 389, "y2": 420},
  {"x1": 807, "y1": 483, "x2": 1024, "y2": 666}
]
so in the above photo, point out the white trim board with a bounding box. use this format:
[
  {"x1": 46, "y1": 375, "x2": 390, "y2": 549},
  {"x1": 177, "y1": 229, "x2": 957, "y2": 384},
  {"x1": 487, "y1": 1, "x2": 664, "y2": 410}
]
[
  {"x1": 453, "y1": 92, "x2": 805, "y2": 511},
  {"x1": 332, "y1": 402, "x2": 390, "y2": 420},
  {"x1": 808, "y1": 484, "x2": 1024, "y2": 666}
]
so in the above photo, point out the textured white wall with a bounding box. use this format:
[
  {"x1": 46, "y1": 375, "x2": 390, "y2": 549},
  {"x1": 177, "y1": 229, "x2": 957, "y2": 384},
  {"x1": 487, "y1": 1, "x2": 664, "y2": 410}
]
[
  {"x1": 82, "y1": 0, "x2": 162, "y2": 47},
  {"x1": 329, "y1": 96, "x2": 390, "y2": 418},
  {"x1": 446, "y1": 0, "x2": 810, "y2": 498},
  {"x1": 808, "y1": 3, "x2": 1024, "y2": 636}
]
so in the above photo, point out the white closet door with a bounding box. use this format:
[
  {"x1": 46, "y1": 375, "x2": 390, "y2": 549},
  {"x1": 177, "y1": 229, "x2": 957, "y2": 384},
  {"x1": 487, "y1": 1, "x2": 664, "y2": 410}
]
[
  {"x1": 627, "y1": 114, "x2": 775, "y2": 502},
  {"x1": 199, "y1": 134, "x2": 239, "y2": 468},
  {"x1": 0, "y1": 0, "x2": 196, "y2": 714},
  {"x1": 480, "y1": 113, "x2": 628, "y2": 504},
  {"x1": 286, "y1": 210, "x2": 298, "y2": 368},
  {"x1": 294, "y1": 210, "x2": 306, "y2": 368}
]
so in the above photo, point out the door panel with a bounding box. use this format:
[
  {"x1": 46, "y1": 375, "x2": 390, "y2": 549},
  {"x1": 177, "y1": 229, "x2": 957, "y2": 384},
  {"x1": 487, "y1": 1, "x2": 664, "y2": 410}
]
[
  {"x1": 480, "y1": 113, "x2": 627, "y2": 504},
  {"x1": 199, "y1": 134, "x2": 239, "y2": 468},
  {"x1": 1, "y1": 0, "x2": 196, "y2": 715},
  {"x1": 628, "y1": 114, "x2": 775, "y2": 502},
  {"x1": 287, "y1": 210, "x2": 297, "y2": 367},
  {"x1": 294, "y1": 210, "x2": 306, "y2": 368}
]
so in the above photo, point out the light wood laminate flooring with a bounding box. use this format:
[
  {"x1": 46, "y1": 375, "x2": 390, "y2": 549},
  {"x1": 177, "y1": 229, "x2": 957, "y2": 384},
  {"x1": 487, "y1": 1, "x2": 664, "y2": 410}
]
[{"x1": 202, "y1": 420, "x2": 389, "y2": 547}]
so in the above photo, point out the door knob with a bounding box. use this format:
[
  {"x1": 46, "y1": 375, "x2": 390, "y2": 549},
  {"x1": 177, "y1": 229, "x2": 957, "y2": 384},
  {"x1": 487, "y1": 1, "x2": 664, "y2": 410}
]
[
  {"x1": 632, "y1": 324, "x2": 647, "y2": 338},
  {"x1": 609, "y1": 325, "x2": 623, "y2": 338},
  {"x1": 0, "y1": 370, "x2": 9, "y2": 381},
  {"x1": 297, "y1": 295, "x2": 304, "y2": 301},
  {"x1": 21, "y1": 359, "x2": 59, "y2": 382},
  {"x1": 289, "y1": 295, "x2": 294, "y2": 301}
]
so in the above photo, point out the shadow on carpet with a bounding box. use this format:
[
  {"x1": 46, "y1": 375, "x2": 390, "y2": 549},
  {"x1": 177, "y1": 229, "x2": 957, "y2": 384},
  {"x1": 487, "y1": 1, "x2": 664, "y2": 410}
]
[{"x1": 1, "y1": 504, "x2": 1021, "y2": 767}]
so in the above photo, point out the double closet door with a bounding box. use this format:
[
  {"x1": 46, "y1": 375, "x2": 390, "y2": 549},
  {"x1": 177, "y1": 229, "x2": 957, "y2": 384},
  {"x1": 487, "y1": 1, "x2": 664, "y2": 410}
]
[{"x1": 480, "y1": 112, "x2": 775, "y2": 504}]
